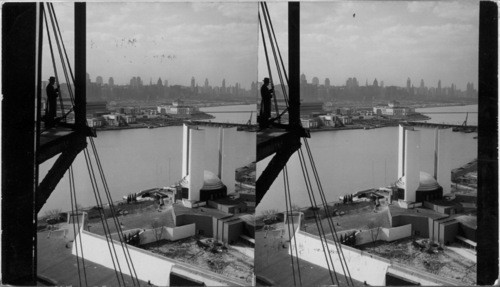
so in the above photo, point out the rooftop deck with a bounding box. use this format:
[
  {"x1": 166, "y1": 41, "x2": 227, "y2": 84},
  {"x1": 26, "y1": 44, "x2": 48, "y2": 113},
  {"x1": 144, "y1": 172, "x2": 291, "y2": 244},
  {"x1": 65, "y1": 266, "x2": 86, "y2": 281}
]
[{"x1": 37, "y1": 231, "x2": 147, "y2": 286}]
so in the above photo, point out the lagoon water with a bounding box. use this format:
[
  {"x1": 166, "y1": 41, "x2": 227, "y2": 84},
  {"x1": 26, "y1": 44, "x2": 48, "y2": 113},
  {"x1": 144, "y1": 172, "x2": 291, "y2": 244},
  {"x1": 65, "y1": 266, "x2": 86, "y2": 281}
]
[
  {"x1": 40, "y1": 104, "x2": 477, "y2": 216},
  {"x1": 256, "y1": 104, "x2": 478, "y2": 213},
  {"x1": 39, "y1": 106, "x2": 256, "y2": 215}
]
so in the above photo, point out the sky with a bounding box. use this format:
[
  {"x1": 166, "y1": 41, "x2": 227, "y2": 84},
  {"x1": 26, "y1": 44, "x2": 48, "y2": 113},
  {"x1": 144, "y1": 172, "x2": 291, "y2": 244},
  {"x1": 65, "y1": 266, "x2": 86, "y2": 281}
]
[
  {"x1": 43, "y1": 1, "x2": 479, "y2": 91},
  {"x1": 42, "y1": 2, "x2": 259, "y2": 89},
  {"x1": 260, "y1": 1, "x2": 479, "y2": 90}
]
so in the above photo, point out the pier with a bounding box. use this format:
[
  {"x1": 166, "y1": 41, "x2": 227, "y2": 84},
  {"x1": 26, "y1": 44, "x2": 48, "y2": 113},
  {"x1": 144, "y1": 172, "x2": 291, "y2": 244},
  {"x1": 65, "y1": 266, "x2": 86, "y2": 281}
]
[
  {"x1": 189, "y1": 120, "x2": 258, "y2": 131},
  {"x1": 406, "y1": 121, "x2": 477, "y2": 132}
]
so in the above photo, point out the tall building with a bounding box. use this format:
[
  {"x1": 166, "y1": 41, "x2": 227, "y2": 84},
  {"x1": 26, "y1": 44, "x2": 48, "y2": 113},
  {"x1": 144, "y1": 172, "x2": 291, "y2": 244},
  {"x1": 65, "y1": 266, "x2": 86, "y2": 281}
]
[
  {"x1": 373, "y1": 78, "x2": 378, "y2": 87},
  {"x1": 157, "y1": 77, "x2": 163, "y2": 86},
  {"x1": 191, "y1": 76, "x2": 195, "y2": 90},
  {"x1": 108, "y1": 77, "x2": 114, "y2": 87},
  {"x1": 406, "y1": 77, "x2": 411, "y2": 91},
  {"x1": 437, "y1": 80, "x2": 442, "y2": 96},
  {"x1": 324, "y1": 78, "x2": 330, "y2": 88},
  {"x1": 86, "y1": 73, "x2": 91, "y2": 84},
  {"x1": 96, "y1": 76, "x2": 103, "y2": 86},
  {"x1": 204, "y1": 78, "x2": 209, "y2": 88},
  {"x1": 312, "y1": 77, "x2": 319, "y2": 86},
  {"x1": 300, "y1": 73, "x2": 307, "y2": 85}
]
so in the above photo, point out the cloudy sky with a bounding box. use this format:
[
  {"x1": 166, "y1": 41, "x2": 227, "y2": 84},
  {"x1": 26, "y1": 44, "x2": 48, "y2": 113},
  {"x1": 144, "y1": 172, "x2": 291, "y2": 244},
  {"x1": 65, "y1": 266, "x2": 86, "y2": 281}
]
[
  {"x1": 43, "y1": 1, "x2": 478, "y2": 90},
  {"x1": 43, "y1": 2, "x2": 259, "y2": 88},
  {"x1": 260, "y1": 1, "x2": 479, "y2": 90}
]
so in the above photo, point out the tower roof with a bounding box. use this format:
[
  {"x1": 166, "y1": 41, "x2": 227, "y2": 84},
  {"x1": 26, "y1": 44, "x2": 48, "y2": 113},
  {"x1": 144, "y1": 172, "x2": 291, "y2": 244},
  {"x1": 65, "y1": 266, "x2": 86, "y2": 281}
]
[
  {"x1": 179, "y1": 170, "x2": 225, "y2": 190},
  {"x1": 396, "y1": 171, "x2": 441, "y2": 191}
]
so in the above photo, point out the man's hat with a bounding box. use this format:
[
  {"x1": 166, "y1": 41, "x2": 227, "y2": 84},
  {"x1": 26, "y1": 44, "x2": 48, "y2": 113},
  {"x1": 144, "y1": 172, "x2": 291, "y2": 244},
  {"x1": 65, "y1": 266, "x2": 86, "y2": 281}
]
[
  {"x1": 49, "y1": 76, "x2": 56, "y2": 81},
  {"x1": 263, "y1": 77, "x2": 270, "y2": 82}
]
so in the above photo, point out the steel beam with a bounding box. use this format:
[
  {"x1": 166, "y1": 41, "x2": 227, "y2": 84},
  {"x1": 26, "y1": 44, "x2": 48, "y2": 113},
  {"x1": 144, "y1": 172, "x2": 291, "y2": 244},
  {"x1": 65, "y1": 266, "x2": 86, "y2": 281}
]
[
  {"x1": 477, "y1": 1, "x2": 498, "y2": 285},
  {"x1": 1, "y1": 3, "x2": 39, "y2": 285}
]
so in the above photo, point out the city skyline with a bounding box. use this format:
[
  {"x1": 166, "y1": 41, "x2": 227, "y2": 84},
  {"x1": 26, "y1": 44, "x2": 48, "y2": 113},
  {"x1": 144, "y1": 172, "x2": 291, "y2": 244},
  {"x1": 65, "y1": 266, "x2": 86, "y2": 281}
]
[
  {"x1": 42, "y1": 2, "x2": 478, "y2": 91},
  {"x1": 42, "y1": 2, "x2": 259, "y2": 89},
  {"x1": 259, "y1": 1, "x2": 478, "y2": 91}
]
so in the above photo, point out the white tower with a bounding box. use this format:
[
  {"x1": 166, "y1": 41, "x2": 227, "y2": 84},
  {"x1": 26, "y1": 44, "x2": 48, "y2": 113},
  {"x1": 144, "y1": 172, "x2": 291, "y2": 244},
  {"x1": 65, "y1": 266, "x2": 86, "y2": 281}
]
[
  {"x1": 220, "y1": 127, "x2": 237, "y2": 194},
  {"x1": 182, "y1": 124, "x2": 205, "y2": 202},
  {"x1": 398, "y1": 125, "x2": 421, "y2": 202},
  {"x1": 404, "y1": 129, "x2": 420, "y2": 202},
  {"x1": 434, "y1": 128, "x2": 452, "y2": 194}
]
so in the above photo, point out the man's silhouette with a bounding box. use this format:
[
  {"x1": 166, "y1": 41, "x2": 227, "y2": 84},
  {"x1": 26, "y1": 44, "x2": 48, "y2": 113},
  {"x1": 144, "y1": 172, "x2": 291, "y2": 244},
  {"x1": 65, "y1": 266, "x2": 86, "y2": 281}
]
[
  {"x1": 260, "y1": 77, "x2": 273, "y2": 128},
  {"x1": 45, "y1": 76, "x2": 59, "y2": 127}
]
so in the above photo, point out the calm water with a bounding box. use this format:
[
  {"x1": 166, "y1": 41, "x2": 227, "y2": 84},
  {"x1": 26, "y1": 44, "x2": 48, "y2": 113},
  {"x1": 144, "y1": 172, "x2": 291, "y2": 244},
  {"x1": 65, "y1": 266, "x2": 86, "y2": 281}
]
[
  {"x1": 416, "y1": 104, "x2": 478, "y2": 126},
  {"x1": 256, "y1": 105, "x2": 478, "y2": 213},
  {"x1": 39, "y1": 105, "x2": 256, "y2": 215},
  {"x1": 40, "y1": 104, "x2": 477, "y2": 216},
  {"x1": 201, "y1": 104, "x2": 257, "y2": 124}
]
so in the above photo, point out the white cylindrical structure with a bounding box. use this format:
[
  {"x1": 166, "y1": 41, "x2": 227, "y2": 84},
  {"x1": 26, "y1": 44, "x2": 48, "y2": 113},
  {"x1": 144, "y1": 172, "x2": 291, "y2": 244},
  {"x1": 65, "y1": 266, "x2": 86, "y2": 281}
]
[
  {"x1": 404, "y1": 129, "x2": 420, "y2": 202},
  {"x1": 188, "y1": 128, "x2": 205, "y2": 202},
  {"x1": 436, "y1": 128, "x2": 452, "y2": 194},
  {"x1": 397, "y1": 125, "x2": 406, "y2": 179},
  {"x1": 182, "y1": 124, "x2": 189, "y2": 178},
  {"x1": 221, "y1": 127, "x2": 237, "y2": 194}
]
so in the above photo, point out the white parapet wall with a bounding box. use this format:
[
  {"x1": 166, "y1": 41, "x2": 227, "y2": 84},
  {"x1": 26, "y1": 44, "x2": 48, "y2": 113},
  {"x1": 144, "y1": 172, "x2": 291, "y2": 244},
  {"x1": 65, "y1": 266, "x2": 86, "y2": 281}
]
[
  {"x1": 354, "y1": 224, "x2": 412, "y2": 246},
  {"x1": 291, "y1": 231, "x2": 391, "y2": 286},
  {"x1": 74, "y1": 230, "x2": 173, "y2": 286},
  {"x1": 74, "y1": 230, "x2": 244, "y2": 286},
  {"x1": 291, "y1": 230, "x2": 461, "y2": 286},
  {"x1": 138, "y1": 223, "x2": 196, "y2": 245}
]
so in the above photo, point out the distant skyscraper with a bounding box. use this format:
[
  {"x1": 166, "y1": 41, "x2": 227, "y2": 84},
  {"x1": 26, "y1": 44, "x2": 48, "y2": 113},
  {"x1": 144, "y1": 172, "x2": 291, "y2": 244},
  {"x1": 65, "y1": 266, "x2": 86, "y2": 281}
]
[
  {"x1": 312, "y1": 77, "x2": 319, "y2": 86},
  {"x1": 157, "y1": 77, "x2": 163, "y2": 86},
  {"x1": 406, "y1": 77, "x2": 411, "y2": 92},
  {"x1": 300, "y1": 74, "x2": 307, "y2": 85},
  {"x1": 373, "y1": 78, "x2": 378, "y2": 87},
  {"x1": 86, "y1": 73, "x2": 91, "y2": 84},
  {"x1": 437, "y1": 80, "x2": 442, "y2": 95},
  {"x1": 164, "y1": 79, "x2": 168, "y2": 87},
  {"x1": 420, "y1": 79, "x2": 425, "y2": 89},
  {"x1": 191, "y1": 77, "x2": 195, "y2": 89},
  {"x1": 137, "y1": 77, "x2": 143, "y2": 86},
  {"x1": 96, "y1": 76, "x2": 103, "y2": 85},
  {"x1": 130, "y1": 77, "x2": 137, "y2": 87},
  {"x1": 108, "y1": 77, "x2": 114, "y2": 86},
  {"x1": 204, "y1": 78, "x2": 209, "y2": 88},
  {"x1": 325, "y1": 78, "x2": 330, "y2": 88},
  {"x1": 380, "y1": 81, "x2": 384, "y2": 88}
]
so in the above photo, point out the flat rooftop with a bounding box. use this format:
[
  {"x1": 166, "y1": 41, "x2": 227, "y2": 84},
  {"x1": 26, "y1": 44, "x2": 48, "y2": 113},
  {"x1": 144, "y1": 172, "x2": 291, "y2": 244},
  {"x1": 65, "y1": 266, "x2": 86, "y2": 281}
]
[
  {"x1": 38, "y1": 231, "x2": 147, "y2": 286},
  {"x1": 389, "y1": 204, "x2": 448, "y2": 220},
  {"x1": 173, "y1": 203, "x2": 231, "y2": 219},
  {"x1": 255, "y1": 229, "x2": 363, "y2": 286}
]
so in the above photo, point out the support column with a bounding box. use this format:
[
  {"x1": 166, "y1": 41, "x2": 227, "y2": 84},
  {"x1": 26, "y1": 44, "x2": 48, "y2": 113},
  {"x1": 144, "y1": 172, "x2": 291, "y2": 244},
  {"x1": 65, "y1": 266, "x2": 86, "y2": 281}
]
[
  {"x1": 74, "y1": 3, "x2": 86, "y2": 127},
  {"x1": 288, "y1": 2, "x2": 300, "y2": 127},
  {"x1": 477, "y1": 1, "x2": 498, "y2": 285},
  {"x1": 1, "y1": 3, "x2": 40, "y2": 285}
]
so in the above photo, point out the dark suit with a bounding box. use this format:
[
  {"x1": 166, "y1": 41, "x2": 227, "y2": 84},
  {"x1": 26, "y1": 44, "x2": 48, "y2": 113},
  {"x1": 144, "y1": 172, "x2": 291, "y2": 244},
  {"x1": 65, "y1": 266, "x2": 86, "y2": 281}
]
[
  {"x1": 46, "y1": 84, "x2": 58, "y2": 124},
  {"x1": 260, "y1": 84, "x2": 273, "y2": 121}
]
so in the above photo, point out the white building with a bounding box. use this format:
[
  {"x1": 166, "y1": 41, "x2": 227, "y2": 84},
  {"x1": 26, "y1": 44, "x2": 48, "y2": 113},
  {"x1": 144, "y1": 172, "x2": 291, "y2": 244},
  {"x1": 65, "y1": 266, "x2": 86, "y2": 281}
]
[
  {"x1": 394, "y1": 125, "x2": 452, "y2": 207},
  {"x1": 178, "y1": 124, "x2": 237, "y2": 208}
]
